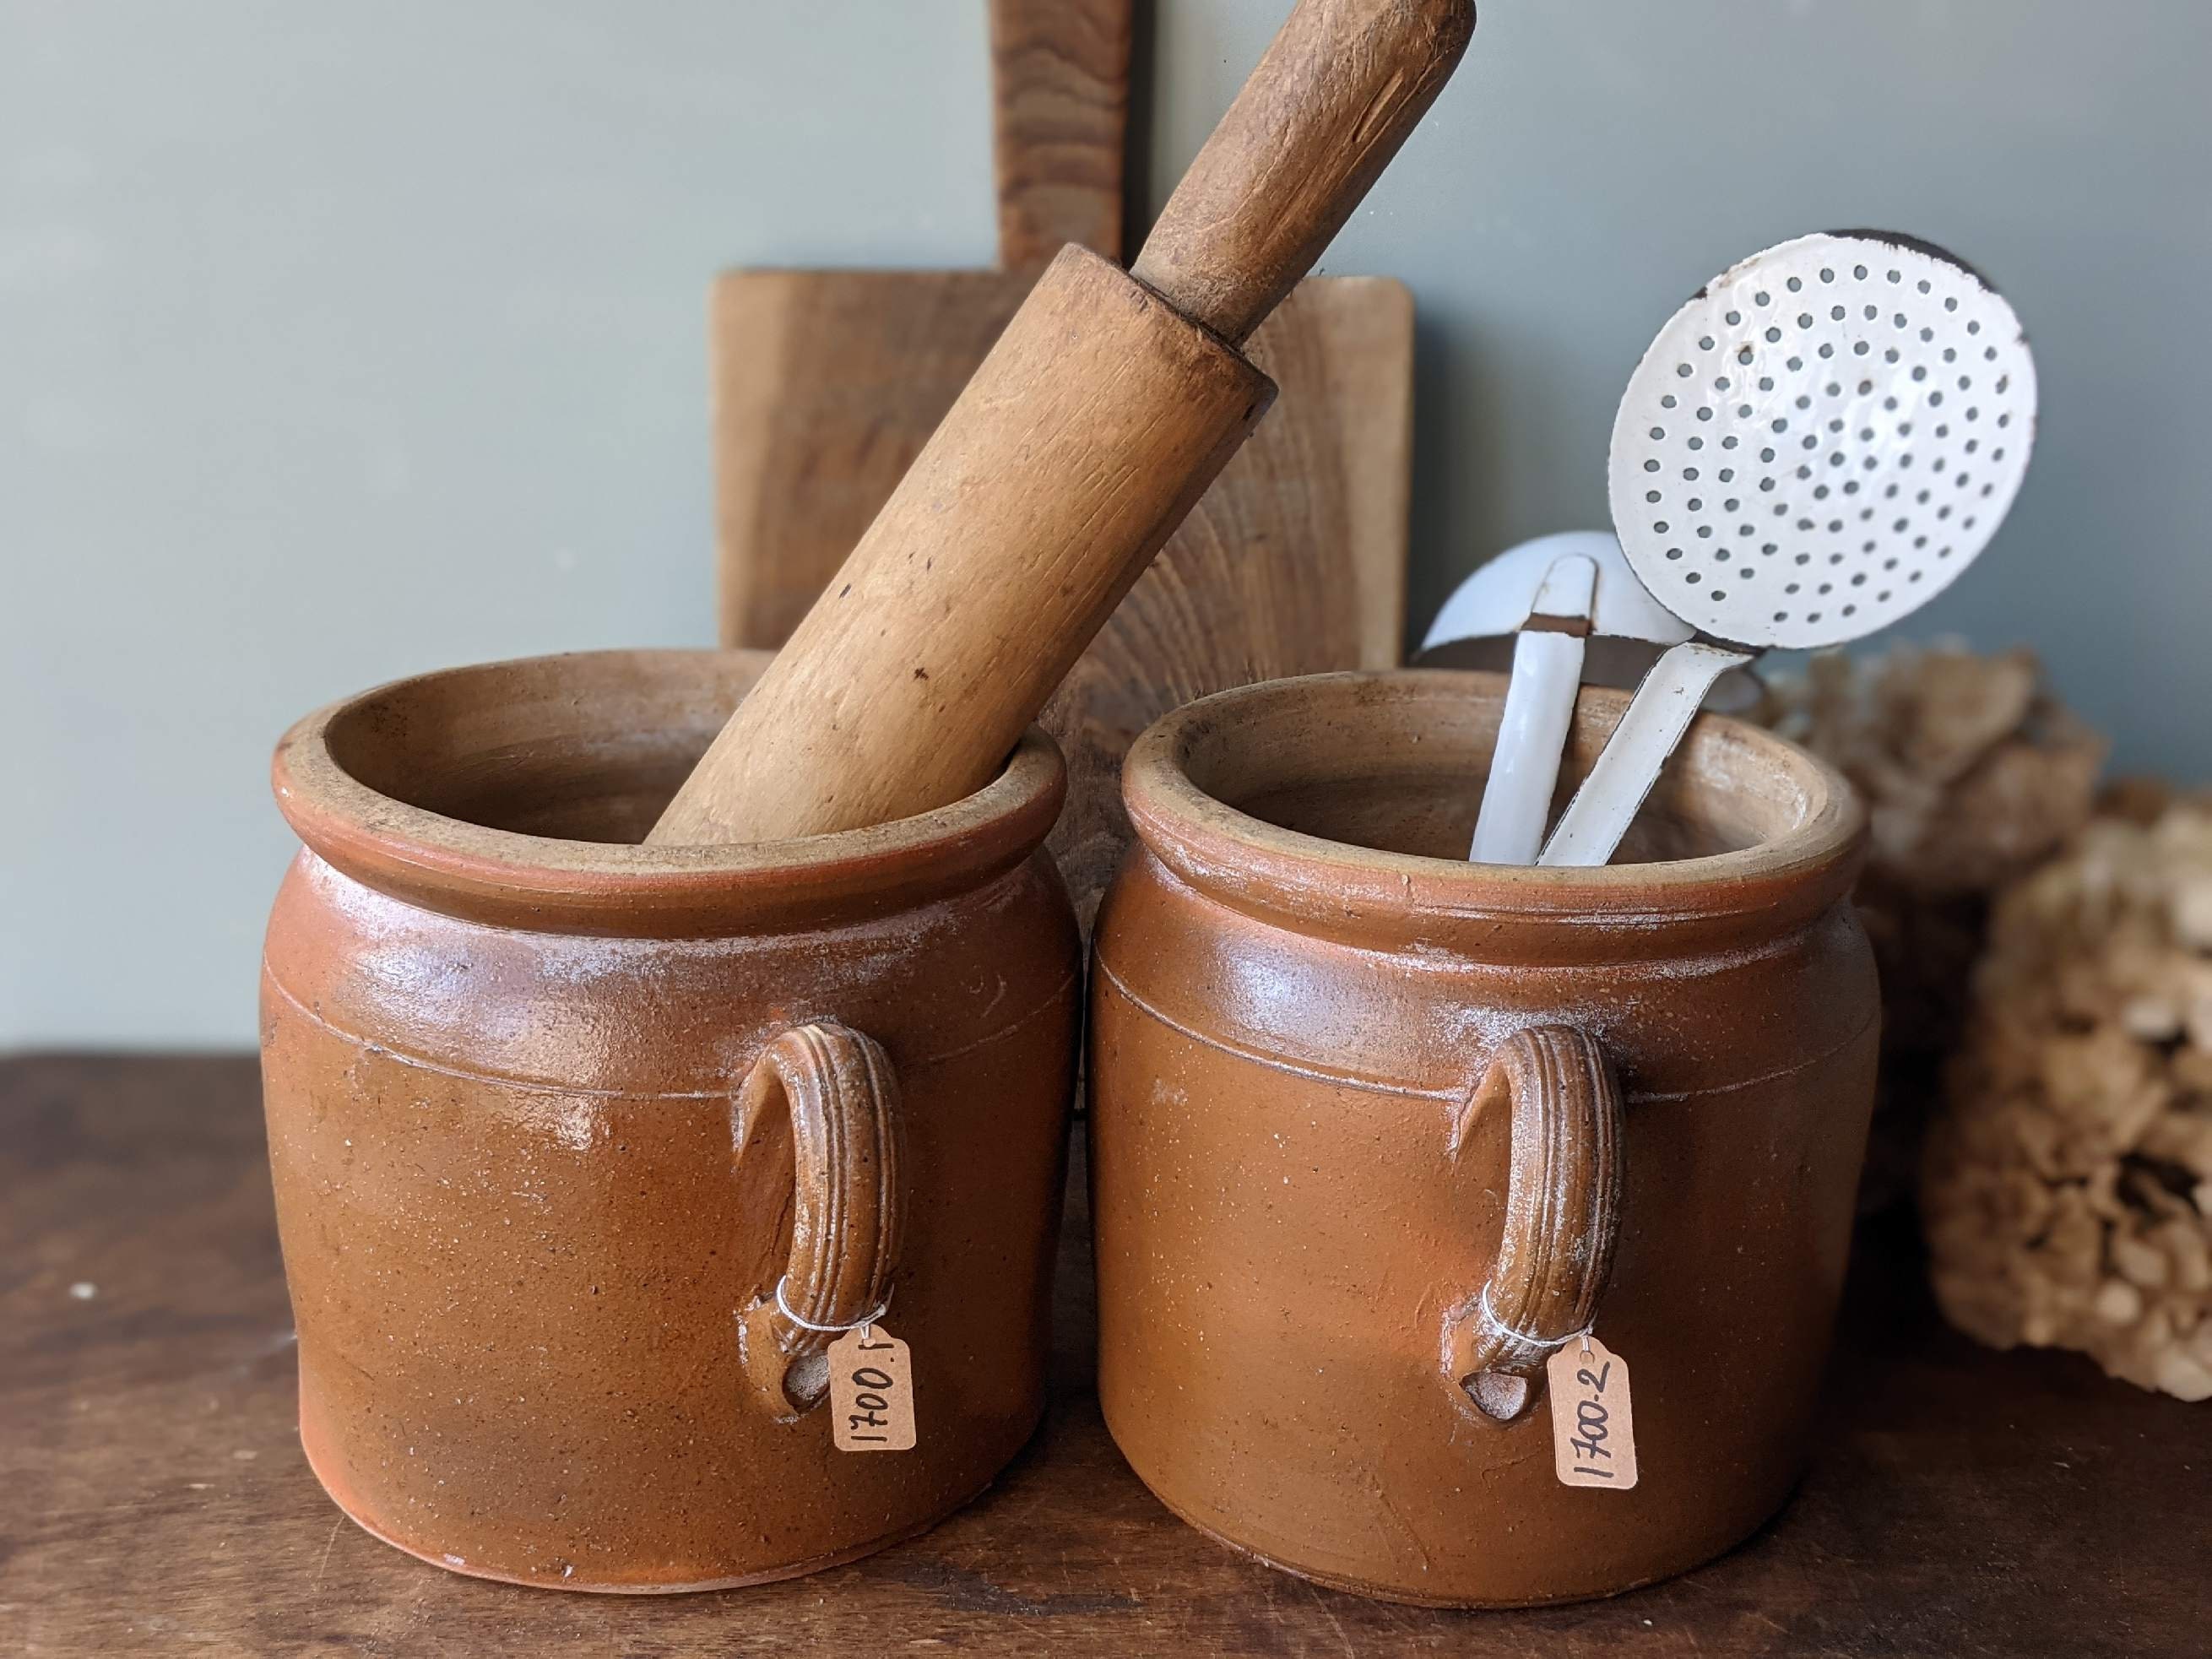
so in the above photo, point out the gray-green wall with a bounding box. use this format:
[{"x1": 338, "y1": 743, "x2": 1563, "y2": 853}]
[{"x1": 5, "y1": 0, "x2": 2205, "y2": 1045}]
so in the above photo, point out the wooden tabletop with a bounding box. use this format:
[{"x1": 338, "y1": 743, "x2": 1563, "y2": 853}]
[{"x1": 3, "y1": 1053, "x2": 2204, "y2": 1656}]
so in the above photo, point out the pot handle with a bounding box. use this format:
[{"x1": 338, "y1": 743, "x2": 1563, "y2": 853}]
[
  {"x1": 734, "y1": 1022, "x2": 904, "y2": 1418},
  {"x1": 1444, "y1": 1025, "x2": 1625, "y2": 1423}
]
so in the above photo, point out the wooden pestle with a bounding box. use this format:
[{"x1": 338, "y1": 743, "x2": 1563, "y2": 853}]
[{"x1": 649, "y1": 0, "x2": 1476, "y2": 845}]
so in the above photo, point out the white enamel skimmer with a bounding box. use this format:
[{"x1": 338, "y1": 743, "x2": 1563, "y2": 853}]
[{"x1": 1539, "y1": 231, "x2": 2039, "y2": 866}]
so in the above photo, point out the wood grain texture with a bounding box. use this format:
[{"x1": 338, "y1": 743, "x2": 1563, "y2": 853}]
[
  {"x1": 712, "y1": 268, "x2": 1034, "y2": 653},
  {"x1": 670, "y1": 0, "x2": 1465, "y2": 845},
  {"x1": 714, "y1": 273, "x2": 1412, "y2": 924},
  {"x1": 655, "y1": 247, "x2": 1272, "y2": 844},
  {"x1": 708, "y1": 0, "x2": 1419, "y2": 902},
  {"x1": 6, "y1": 1053, "x2": 2208, "y2": 1655},
  {"x1": 989, "y1": 0, "x2": 1131, "y2": 268},
  {"x1": 1038, "y1": 277, "x2": 1412, "y2": 924},
  {"x1": 1130, "y1": 0, "x2": 1475, "y2": 344}
]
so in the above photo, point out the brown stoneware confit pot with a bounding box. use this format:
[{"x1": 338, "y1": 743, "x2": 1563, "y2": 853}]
[
  {"x1": 260, "y1": 649, "x2": 1080, "y2": 1591},
  {"x1": 1087, "y1": 669, "x2": 1879, "y2": 1607}
]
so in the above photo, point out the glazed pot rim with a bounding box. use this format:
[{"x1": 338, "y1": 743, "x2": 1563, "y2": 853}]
[
  {"x1": 1120, "y1": 669, "x2": 1868, "y2": 958},
  {"x1": 271, "y1": 648, "x2": 1066, "y2": 935}
]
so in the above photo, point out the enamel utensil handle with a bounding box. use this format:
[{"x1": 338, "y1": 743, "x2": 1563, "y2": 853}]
[
  {"x1": 648, "y1": 0, "x2": 1474, "y2": 846},
  {"x1": 1130, "y1": 0, "x2": 1476, "y2": 346},
  {"x1": 1470, "y1": 631, "x2": 1584, "y2": 863},
  {"x1": 1469, "y1": 555, "x2": 1596, "y2": 865},
  {"x1": 1537, "y1": 642, "x2": 1754, "y2": 867}
]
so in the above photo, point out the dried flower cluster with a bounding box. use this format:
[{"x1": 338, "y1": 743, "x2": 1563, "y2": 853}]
[
  {"x1": 1923, "y1": 800, "x2": 2212, "y2": 1401},
  {"x1": 1765, "y1": 644, "x2": 2104, "y2": 899},
  {"x1": 1759, "y1": 644, "x2": 2106, "y2": 1206}
]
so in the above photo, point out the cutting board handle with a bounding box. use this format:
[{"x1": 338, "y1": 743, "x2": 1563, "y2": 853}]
[
  {"x1": 989, "y1": 0, "x2": 1133, "y2": 268},
  {"x1": 1130, "y1": 0, "x2": 1474, "y2": 345}
]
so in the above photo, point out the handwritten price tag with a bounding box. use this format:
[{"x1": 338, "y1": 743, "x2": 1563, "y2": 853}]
[
  {"x1": 829, "y1": 1324, "x2": 917, "y2": 1452},
  {"x1": 1546, "y1": 1333, "x2": 1637, "y2": 1489}
]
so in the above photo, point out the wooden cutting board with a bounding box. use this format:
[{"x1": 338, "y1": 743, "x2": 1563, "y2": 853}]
[{"x1": 713, "y1": 0, "x2": 1412, "y2": 922}]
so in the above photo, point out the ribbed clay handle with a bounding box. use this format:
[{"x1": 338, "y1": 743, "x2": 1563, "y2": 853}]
[
  {"x1": 734, "y1": 1023, "x2": 904, "y2": 1418},
  {"x1": 1445, "y1": 1024, "x2": 1624, "y2": 1423},
  {"x1": 1130, "y1": 0, "x2": 1476, "y2": 345}
]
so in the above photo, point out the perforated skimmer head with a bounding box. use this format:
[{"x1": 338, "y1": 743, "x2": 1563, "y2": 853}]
[{"x1": 1607, "y1": 231, "x2": 2036, "y2": 651}]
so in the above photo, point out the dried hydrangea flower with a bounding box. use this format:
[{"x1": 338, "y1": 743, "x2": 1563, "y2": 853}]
[
  {"x1": 1759, "y1": 642, "x2": 2105, "y2": 1209},
  {"x1": 1923, "y1": 805, "x2": 2212, "y2": 1401}
]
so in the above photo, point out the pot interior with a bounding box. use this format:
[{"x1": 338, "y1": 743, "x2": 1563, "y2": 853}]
[
  {"x1": 1180, "y1": 673, "x2": 1824, "y2": 867},
  {"x1": 322, "y1": 651, "x2": 764, "y2": 845}
]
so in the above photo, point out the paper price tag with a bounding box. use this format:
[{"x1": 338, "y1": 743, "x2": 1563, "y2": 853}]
[
  {"x1": 1547, "y1": 1333, "x2": 1637, "y2": 1489},
  {"x1": 829, "y1": 1325, "x2": 917, "y2": 1452}
]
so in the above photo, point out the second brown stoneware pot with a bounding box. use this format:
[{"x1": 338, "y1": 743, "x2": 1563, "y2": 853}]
[
  {"x1": 261, "y1": 649, "x2": 1080, "y2": 1591},
  {"x1": 1088, "y1": 670, "x2": 1879, "y2": 1607}
]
